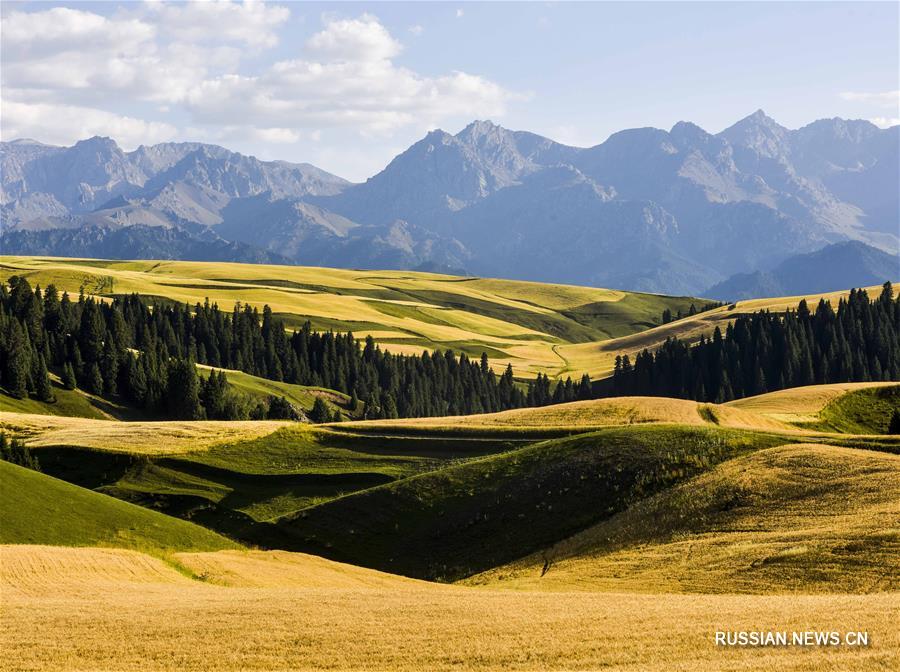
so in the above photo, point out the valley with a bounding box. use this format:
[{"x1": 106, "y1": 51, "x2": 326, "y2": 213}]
[
  {"x1": 1, "y1": 259, "x2": 898, "y2": 671},
  {"x1": 2, "y1": 378, "x2": 899, "y2": 670}
]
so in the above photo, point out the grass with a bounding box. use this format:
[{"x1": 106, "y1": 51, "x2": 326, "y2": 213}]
[
  {"x1": 274, "y1": 425, "x2": 793, "y2": 580},
  {"x1": 335, "y1": 395, "x2": 793, "y2": 434},
  {"x1": 555, "y1": 285, "x2": 891, "y2": 379},
  {"x1": 810, "y1": 386, "x2": 900, "y2": 434},
  {"x1": 0, "y1": 381, "x2": 108, "y2": 419},
  {"x1": 197, "y1": 365, "x2": 353, "y2": 417},
  {"x1": 0, "y1": 411, "x2": 289, "y2": 454},
  {"x1": 468, "y1": 444, "x2": 900, "y2": 594},
  {"x1": 0, "y1": 461, "x2": 238, "y2": 555},
  {"x1": 728, "y1": 382, "x2": 899, "y2": 430},
  {"x1": 0, "y1": 255, "x2": 705, "y2": 379},
  {"x1": 2, "y1": 544, "x2": 897, "y2": 672}
]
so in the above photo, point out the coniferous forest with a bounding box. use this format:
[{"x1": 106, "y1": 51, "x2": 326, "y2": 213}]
[
  {"x1": 2, "y1": 276, "x2": 897, "y2": 422},
  {"x1": 0, "y1": 276, "x2": 591, "y2": 421},
  {"x1": 613, "y1": 283, "x2": 900, "y2": 402}
]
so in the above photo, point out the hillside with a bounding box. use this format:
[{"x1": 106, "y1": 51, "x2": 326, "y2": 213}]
[
  {"x1": 554, "y1": 283, "x2": 891, "y2": 379},
  {"x1": 0, "y1": 255, "x2": 702, "y2": 378},
  {"x1": 0, "y1": 461, "x2": 238, "y2": 554},
  {"x1": 273, "y1": 425, "x2": 792, "y2": 579},
  {"x1": 705, "y1": 241, "x2": 899, "y2": 301},
  {"x1": 467, "y1": 444, "x2": 900, "y2": 593}
]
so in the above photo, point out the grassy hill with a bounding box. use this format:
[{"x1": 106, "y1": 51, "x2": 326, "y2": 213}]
[
  {"x1": 0, "y1": 366, "x2": 352, "y2": 421},
  {"x1": 467, "y1": 444, "x2": 900, "y2": 593},
  {"x1": 0, "y1": 255, "x2": 703, "y2": 378},
  {"x1": 555, "y1": 284, "x2": 891, "y2": 378},
  {"x1": 728, "y1": 382, "x2": 900, "y2": 432},
  {"x1": 0, "y1": 461, "x2": 238, "y2": 555},
  {"x1": 273, "y1": 425, "x2": 793, "y2": 579},
  {"x1": 3, "y1": 382, "x2": 897, "y2": 555}
]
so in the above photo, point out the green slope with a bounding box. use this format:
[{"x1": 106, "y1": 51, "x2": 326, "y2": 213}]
[
  {"x1": 0, "y1": 383, "x2": 108, "y2": 419},
  {"x1": 197, "y1": 365, "x2": 353, "y2": 418},
  {"x1": 812, "y1": 385, "x2": 900, "y2": 434},
  {"x1": 272, "y1": 425, "x2": 793, "y2": 580},
  {"x1": 0, "y1": 460, "x2": 239, "y2": 554},
  {"x1": 468, "y1": 443, "x2": 900, "y2": 594}
]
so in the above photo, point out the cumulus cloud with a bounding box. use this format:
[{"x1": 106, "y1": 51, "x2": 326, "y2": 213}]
[
  {"x1": 306, "y1": 13, "x2": 401, "y2": 62},
  {"x1": 1, "y1": 98, "x2": 178, "y2": 148},
  {"x1": 144, "y1": 0, "x2": 290, "y2": 48},
  {"x1": 869, "y1": 117, "x2": 900, "y2": 129},
  {"x1": 0, "y1": 3, "x2": 522, "y2": 160},
  {"x1": 184, "y1": 14, "x2": 521, "y2": 134},
  {"x1": 839, "y1": 90, "x2": 900, "y2": 107}
]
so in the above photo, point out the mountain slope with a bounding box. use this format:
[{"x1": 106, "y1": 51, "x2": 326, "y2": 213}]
[
  {"x1": 706, "y1": 241, "x2": 899, "y2": 300},
  {"x1": 3, "y1": 112, "x2": 897, "y2": 293}
]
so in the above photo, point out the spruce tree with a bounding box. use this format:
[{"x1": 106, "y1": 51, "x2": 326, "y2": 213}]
[
  {"x1": 61, "y1": 362, "x2": 77, "y2": 390},
  {"x1": 34, "y1": 355, "x2": 54, "y2": 402}
]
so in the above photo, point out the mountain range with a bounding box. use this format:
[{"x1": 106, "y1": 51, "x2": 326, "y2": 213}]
[
  {"x1": 2, "y1": 111, "x2": 898, "y2": 295},
  {"x1": 705, "y1": 240, "x2": 899, "y2": 301}
]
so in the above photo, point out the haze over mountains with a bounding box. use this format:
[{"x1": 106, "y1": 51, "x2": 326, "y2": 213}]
[{"x1": 2, "y1": 111, "x2": 897, "y2": 295}]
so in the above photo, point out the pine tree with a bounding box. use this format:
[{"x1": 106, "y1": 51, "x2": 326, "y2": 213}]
[
  {"x1": 87, "y1": 362, "x2": 104, "y2": 395},
  {"x1": 61, "y1": 362, "x2": 77, "y2": 390},
  {"x1": 889, "y1": 410, "x2": 900, "y2": 435},
  {"x1": 309, "y1": 397, "x2": 331, "y2": 423},
  {"x1": 33, "y1": 355, "x2": 54, "y2": 402},
  {"x1": 166, "y1": 359, "x2": 203, "y2": 420}
]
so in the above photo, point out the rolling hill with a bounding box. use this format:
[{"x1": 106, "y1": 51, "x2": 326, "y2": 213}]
[
  {"x1": 5, "y1": 544, "x2": 895, "y2": 672},
  {"x1": 0, "y1": 255, "x2": 704, "y2": 378},
  {"x1": 0, "y1": 460, "x2": 237, "y2": 554},
  {"x1": 2, "y1": 381, "x2": 898, "y2": 670},
  {"x1": 467, "y1": 443, "x2": 900, "y2": 593}
]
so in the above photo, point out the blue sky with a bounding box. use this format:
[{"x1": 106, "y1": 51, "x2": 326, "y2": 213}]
[{"x1": 2, "y1": 1, "x2": 898, "y2": 180}]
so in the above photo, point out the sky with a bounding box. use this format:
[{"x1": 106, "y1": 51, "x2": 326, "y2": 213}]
[{"x1": 1, "y1": 1, "x2": 898, "y2": 181}]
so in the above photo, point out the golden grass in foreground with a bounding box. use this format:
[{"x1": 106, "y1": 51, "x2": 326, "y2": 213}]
[
  {"x1": 0, "y1": 412, "x2": 287, "y2": 454},
  {"x1": 468, "y1": 445, "x2": 900, "y2": 594},
  {"x1": 2, "y1": 545, "x2": 896, "y2": 671}
]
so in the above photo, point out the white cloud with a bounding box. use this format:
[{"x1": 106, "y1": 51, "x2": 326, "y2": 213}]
[
  {"x1": 408, "y1": 24, "x2": 424, "y2": 36},
  {"x1": 185, "y1": 15, "x2": 522, "y2": 135},
  {"x1": 0, "y1": 98, "x2": 178, "y2": 148},
  {"x1": 869, "y1": 117, "x2": 900, "y2": 129},
  {"x1": 306, "y1": 13, "x2": 402, "y2": 62},
  {"x1": 839, "y1": 90, "x2": 900, "y2": 107},
  {"x1": 0, "y1": 5, "x2": 522, "y2": 167},
  {"x1": 1, "y1": 2, "x2": 286, "y2": 105},
  {"x1": 144, "y1": 0, "x2": 290, "y2": 48},
  {"x1": 456, "y1": 9, "x2": 465, "y2": 18}
]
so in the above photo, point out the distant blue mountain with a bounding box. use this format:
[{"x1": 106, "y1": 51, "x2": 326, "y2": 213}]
[{"x1": 704, "y1": 241, "x2": 899, "y2": 300}]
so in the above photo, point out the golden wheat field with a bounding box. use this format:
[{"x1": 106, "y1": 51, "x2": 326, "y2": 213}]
[{"x1": 2, "y1": 545, "x2": 897, "y2": 672}]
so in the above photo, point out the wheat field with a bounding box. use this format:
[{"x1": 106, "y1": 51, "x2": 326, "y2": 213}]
[{"x1": 2, "y1": 544, "x2": 896, "y2": 672}]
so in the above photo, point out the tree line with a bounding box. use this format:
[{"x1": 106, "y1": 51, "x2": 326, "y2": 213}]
[
  {"x1": 0, "y1": 277, "x2": 591, "y2": 421},
  {"x1": 613, "y1": 283, "x2": 899, "y2": 402}
]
